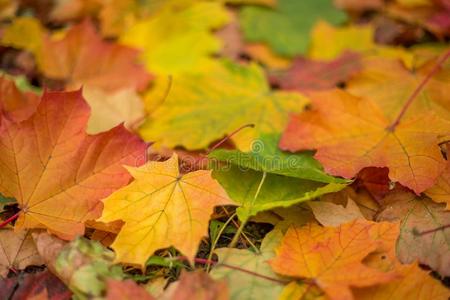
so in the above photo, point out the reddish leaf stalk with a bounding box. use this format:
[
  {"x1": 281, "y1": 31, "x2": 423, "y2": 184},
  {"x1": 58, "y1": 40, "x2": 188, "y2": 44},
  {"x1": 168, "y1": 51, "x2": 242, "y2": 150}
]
[
  {"x1": 0, "y1": 211, "x2": 20, "y2": 228},
  {"x1": 177, "y1": 256, "x2": 288, "y2": 284},
  {"x1": 417, "y1": 223, "x2": 450, "y2": 236},
  {"x1": 206, "y1": 123, "x2": 255, "y2": 154},
  {"x1": 387, "y1": 49, "x2": 450, "y2": 131}
]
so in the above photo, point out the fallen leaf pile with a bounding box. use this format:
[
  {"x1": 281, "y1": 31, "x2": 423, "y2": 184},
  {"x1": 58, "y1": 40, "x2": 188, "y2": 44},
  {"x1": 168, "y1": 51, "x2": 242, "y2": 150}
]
[{"x1": 0, "y1": 0, "x2": 449, "y2": 299}]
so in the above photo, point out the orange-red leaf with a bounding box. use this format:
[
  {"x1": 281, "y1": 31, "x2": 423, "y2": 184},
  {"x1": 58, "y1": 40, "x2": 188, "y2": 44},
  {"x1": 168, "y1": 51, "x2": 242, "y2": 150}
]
[
  {"x1": 0, "y1": 76, "x2": 39, "y2": 124},
  {"x1": 0, "y1": 89, "x2": 147, "y2": 239},
  {"x1": 270, "y1": 52, "x2": 361, "y2": 92},
  {"x1": 39, "y1": 20, "x2": 151, "y2": 92},
  {"x1": 270, "y1": 220, "x2": 398, "y2": 300},
  {"x1": 280, "y1": 89, "x2": 450, "y2": 194}
]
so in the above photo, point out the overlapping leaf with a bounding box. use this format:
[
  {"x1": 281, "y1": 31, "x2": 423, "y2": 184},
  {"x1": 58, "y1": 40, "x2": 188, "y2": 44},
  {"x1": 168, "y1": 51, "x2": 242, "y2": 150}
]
[
  {"x1": 140, "y1": 60, "x2": 309, "y2": 151},
  {"x1": 239, "y1": 0, "x2": 347, "y2": 57},
  {"x1": 270, "y1": 220, "x2": 399, "y2": 300},
  {"x1": 280, "y1": 89, "x2": 450, "y2": 194},
  {"x1": 0, "y1": 90, "x2": 147, "y2": 239},
  {"x1": 211, "y1": 229, "x2": 285, "y2": 300},
  {"x1": 377, "y1": 190, "x2": 450, "y2": 276},
  {"x1": 98, "y1": 154, "x2": 234, "y2": 267},
  {"x1": 120, "y1": 1, "x2": 229, "y2": 75}
]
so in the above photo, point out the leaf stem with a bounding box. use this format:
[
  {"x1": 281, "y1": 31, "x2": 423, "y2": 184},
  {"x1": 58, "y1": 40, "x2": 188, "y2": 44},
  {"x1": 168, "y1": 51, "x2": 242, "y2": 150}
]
[
  {"x1": 206, "y1": 212, "x2": 237, "y2": 272},
  {"x1": 228, "y1": 219, "x2": 247, "y2": 248},
  {"x1": 416, "y1": 223, "x2": 450, "y2": 236},
  {"x1": 0, "y1": 211, "x2": 20, "y2": 228},
  {"x1": 178, "y1": 256, "x2": 288, "y2": 284},
  {"x1": 207, "y1": 124, "x2": 255, "y2": 154},
  {"x1": 387, "y1": 49, "x2": 450, "y2": 131}
]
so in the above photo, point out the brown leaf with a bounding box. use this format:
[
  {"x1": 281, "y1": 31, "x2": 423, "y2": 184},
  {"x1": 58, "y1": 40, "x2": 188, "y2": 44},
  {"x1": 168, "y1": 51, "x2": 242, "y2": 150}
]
[
  {"x1": 377, "y1": 190, "x2": 450, "y2": 276},
  {"x1": 0, "y1": 229, "x2": 43, "y2": 277},
  {"x1": 162, "y1": 271, "x2": 229, "y2": 300},
  {"x1": 106, "y1": 279, "x2": 155, "y2": 300}
]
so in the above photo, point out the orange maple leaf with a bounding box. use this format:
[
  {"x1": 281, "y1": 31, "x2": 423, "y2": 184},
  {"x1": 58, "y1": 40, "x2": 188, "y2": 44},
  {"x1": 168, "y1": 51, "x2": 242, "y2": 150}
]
[
  {"x1": 270, "y1": 220, "x2": 398, "y2": 300},
  {"x1": 426, "y1": 145, "x2": 450, "y2": 209},
  {"x1": 0, "y1": 89, "x2": 147, "y2": 239},
  {"x1": 39, "y1": 20, "x2": 151, "y2": 92},
  {"x1": 0, "y1": 76, "x2": 39, "y2": 124},
  {"x1": 280, "y1": 89, "x2": 450, "y2": 194}
]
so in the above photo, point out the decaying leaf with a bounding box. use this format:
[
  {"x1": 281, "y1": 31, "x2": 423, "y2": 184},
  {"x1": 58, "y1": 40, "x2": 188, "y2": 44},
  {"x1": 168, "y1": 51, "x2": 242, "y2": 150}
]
[
  {"x1": 270, "y1": 52, "x2": 361, "y2": 92},
  {"x1": 280, "y1": 89, "x2": 450, "y2": 194},
  {"x1": 98, "y1": 154, "x2": 234, "y2": 267},
  {"x1": 0, "y1": 229, "x2": 43, "y2": 277},
  {"x1": 161, "y1": 271, "x2": 228, "y2": 300},
  {"x1": 308, "y1": 198, "x2": 365, "y2": 227},
  {"x1": 377, "y1": 190, "x2": 450, "y2": 276},
  {"x1": 211, "y1": 229, "x2": 285, "y2": 300},
  {"x1": 0, "y1": 89, "x2": 147, "y2": 239},
  {"x1": 425, "y1": 151, "x2": 450, "y2": 209},
  {"x1": 34, "y1": 232, "x2": 126, "y2": 298},
  {"x1": 106, "y1": 279, "x2": 155, "y2": 300}
]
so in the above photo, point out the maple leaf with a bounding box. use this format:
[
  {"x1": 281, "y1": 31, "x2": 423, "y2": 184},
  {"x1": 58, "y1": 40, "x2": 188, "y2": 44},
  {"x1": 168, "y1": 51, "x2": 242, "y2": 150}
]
[
  {"x1": 212, "y1": 163, "x2": 346, "y2": 221},
  {"x1": 2, "y1": 18, "x2": 151, "y2": 92},
  {"x1": 279, "y1": 281, "x2": 326, "y2": 300},
  {"x1": 377, "y1": 190, "x2": 450, "y2": 276},
  {"x1": 83, "y1": 87, "x2": 144, "y2": 134},
  {"x1": 98, "y1": 154, "x2": 234, "y2": 267},
  {"x1": 269, "y1": 52, "x2": 362, "y2": 92},
  {"x1": 0, "y1": 89, "x2": 147, "y2": 239},
  {"x1": 41, "y1": 20, "x2": 151, "y2": 92},
  {"x1": 308, "y1": 198, "x2": 365, "y2": 227},
  {"x1": 270, "y1": 220, "x2": 398, "y2": 300},
  {"x1": 425, "y1": 149, "x2": 450, "y2": 209},
  {"x1": 120, "y1": 1, "x2": 229, "y2": 75},
  {"x1": 347, "y1": 55, "x2": 450, "y2": 120},
  {"x1": 279, "y1": 89, "x2": 450, "y2": 194},
  {"x1": 140, "y1": 60, "x2": 309, "y2": 151},
  {"x1": 0, "y1": 270, "x2": 72, "y2": 300},
  {"x1": 106, "y1": 280, "x2": 155, "y2": 300},
  {"x1": 308, "y1": 21, "x2": 413, "y2": 66},
  {"x1": 34, "y1": 232, "x2": 126, "y2": 298},
  {"x1": 353, "y1": 263, "x2": 450, "y2": 300},
  {"x1": 0, "y1": 229, "x2": 43, "y2": 277},
  {"x1": 162, "y1": 271, "x2": 229, "y2": 300},
  {"x1": 209, "y1": 133, "x2": 342, "y2": 183},
  {"x1": 211, "y1": 229, "x2": 285, "y2": 300},
  {"x1": 239, "y1": 0, "x2": 347, "y2": 57},
  {"x1": 0, "y1": 76, "x2": 39, "y2": 124}
]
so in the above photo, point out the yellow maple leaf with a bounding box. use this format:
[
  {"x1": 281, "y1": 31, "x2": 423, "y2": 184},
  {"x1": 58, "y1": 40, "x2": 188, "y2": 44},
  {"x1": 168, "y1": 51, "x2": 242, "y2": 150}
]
[
  {"x1": 140, "y1": 60, "x2": 308, "y2": 151},
  {"x1": 98, "y1": 154, "x2": 234, "y2": 267},
  {"x1": 308, "y1": 21, "x2": 413, "y2": 68},
  {"x1": 119, "y1": 1, "x2": 230, "y2": 75}
]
